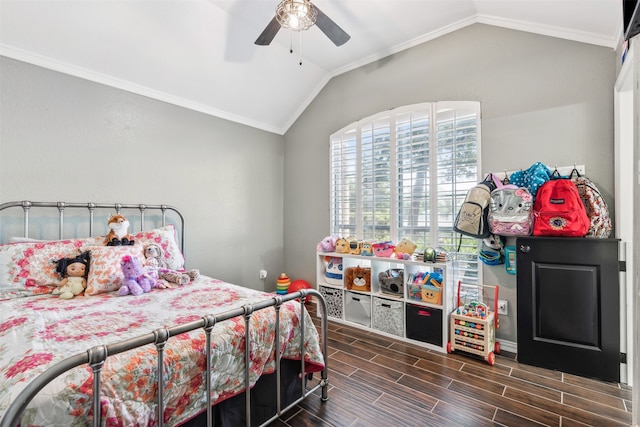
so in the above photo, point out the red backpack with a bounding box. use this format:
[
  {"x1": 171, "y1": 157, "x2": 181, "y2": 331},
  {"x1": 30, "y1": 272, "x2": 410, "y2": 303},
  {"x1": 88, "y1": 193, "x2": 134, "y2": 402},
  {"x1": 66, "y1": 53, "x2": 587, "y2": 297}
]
[{"x1": 532, "y1": 179, "x2": 589, "y2": 237}]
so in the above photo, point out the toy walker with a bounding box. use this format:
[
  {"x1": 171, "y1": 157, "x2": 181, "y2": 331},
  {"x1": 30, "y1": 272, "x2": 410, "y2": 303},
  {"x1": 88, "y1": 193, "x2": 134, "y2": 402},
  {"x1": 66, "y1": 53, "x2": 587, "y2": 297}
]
[{"x1": 447, "y1": 281, "x2": 500, "y2": 365}]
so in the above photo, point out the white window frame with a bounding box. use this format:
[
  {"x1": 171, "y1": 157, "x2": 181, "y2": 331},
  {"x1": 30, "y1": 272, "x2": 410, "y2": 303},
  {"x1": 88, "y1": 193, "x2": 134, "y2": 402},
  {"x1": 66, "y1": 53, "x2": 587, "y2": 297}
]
[{"x1": 329, "y1": 101, "x2": 482, "y2": 283}]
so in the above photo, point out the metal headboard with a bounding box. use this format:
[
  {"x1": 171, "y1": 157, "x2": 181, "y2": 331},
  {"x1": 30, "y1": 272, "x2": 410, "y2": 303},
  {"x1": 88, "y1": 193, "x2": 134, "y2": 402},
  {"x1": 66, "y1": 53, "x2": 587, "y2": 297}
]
[{"x1": 0, "y1": 201, "x2": 185, "y2": 255}]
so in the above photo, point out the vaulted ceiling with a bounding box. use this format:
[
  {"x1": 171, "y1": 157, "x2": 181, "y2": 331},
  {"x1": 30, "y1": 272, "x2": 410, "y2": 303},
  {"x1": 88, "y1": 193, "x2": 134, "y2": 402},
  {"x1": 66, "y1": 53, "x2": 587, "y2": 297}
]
[{"x1": 0, "y1": 0, "x2": 622, "y2": 134}]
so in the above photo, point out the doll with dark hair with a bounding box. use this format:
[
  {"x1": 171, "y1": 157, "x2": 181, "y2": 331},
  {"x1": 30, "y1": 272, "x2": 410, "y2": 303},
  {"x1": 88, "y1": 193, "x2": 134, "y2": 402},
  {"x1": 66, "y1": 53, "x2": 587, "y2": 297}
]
[{"x1": 52, "y1": 251, "x2": 91, "y2": 299}]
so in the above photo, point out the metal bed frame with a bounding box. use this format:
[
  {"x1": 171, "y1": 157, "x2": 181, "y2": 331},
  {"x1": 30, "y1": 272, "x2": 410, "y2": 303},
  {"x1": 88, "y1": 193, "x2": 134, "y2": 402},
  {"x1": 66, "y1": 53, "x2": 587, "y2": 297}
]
[{"x1": 0, "y1": 201, "x2": 329, "y2": 427}]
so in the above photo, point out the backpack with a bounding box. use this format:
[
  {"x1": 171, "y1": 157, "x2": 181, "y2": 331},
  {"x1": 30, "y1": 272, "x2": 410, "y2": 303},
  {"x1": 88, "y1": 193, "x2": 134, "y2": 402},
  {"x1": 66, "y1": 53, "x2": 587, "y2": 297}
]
[
  {"x1": 570, "y1": 170, "x2": 612, "y2": 238},
  {"x1": 453, "y1": 174, "x2": 498, "y2": 239},
  {"x1": 479, "y1": 234, "x2": 505, "y2": 265},
  {"x1": 509, "y1": 162, "x2": 552, "y2": 202},
  {"x1": 488, "y1": 186, "x2": 534, "y2": 236},
  {"x1": 532, "y1": 179, "x2": 589, "y2": 237}
]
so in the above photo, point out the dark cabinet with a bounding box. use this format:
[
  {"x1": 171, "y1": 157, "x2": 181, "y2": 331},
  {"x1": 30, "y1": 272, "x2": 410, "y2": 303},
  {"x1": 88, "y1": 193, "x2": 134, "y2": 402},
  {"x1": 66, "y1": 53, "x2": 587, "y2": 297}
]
[{"x1": 516, "y1": 237, "x2": 620, "y2": 382}]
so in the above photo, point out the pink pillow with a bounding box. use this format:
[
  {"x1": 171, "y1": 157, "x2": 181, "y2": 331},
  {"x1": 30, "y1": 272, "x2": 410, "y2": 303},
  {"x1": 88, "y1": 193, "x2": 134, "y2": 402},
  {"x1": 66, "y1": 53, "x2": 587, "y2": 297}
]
[
  {"x1": 1, "y1": 225, "x2": 183, "y2": 293},
  {"x1": 2, "y1": 237, "x2": 103, "y2": 287},
  {"x1": 84, "y1": 245, "x2": 144, "y2": 295},
  {"x1": 130, "y1": 225, "x2": 184, "y2": 270}
]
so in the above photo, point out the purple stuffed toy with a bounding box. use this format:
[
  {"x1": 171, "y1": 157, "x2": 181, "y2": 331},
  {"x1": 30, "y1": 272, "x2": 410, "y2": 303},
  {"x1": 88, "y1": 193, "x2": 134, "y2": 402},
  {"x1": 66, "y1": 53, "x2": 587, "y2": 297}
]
[
  {"x1": 316, "y1": 235, "x2": 338, "y2": 252},
  {"x1": 118, "y1": 255, "x2": 155, "y2": 296}
]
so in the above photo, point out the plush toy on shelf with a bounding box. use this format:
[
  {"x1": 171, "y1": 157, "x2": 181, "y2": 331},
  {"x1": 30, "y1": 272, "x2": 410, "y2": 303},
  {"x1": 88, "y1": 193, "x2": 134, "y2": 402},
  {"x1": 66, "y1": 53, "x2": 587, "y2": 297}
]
[
  {"x1": 334, "y1": 238, "x2": 350, "y2": 253},
  {"x1": 118, "y1": 255, "x2": 155, "y2": 296},
  {"x1": 105, "y1": 214, "x2": 135, "y2": 246},
  {"x1": 345, "y1": 266, "x2": 371, "y2": 291},
  {"x1": 316, "y1": 235, "x2": 338, "y2": 252},
  {"x1": 395, "y1": 238, "x2": 417, "y2": 260},
  {"x1": 142, "y1": 243, "x2": 199, "y2": 287},
  {"x1": 52, "y1": 251, "x2": 91, "y2": 299}
]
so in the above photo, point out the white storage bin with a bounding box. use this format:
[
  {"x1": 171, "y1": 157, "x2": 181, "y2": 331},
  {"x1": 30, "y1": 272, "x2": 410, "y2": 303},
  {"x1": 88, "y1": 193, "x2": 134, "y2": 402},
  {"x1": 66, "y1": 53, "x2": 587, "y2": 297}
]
[{"x1": 345, "y1": 291, "x2": 371, "y2": 327}]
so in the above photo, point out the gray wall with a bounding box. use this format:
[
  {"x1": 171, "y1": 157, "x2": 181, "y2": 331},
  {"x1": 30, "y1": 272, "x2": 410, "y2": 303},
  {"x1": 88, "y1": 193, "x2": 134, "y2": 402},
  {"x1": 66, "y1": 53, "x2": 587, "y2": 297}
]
[
  {"x1": 0, "y1": 56, "x2": 285, "y2": 291},
  {"x1": 0, "y1": 23, "x2": 618, "y2": 343},
  {"x1": 283, "y1": 24, "x2": 617, "y2": 343}
]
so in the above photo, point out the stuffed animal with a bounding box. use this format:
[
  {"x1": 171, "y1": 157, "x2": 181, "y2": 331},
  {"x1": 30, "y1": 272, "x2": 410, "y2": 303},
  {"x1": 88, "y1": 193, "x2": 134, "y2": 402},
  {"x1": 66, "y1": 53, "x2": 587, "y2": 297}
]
[
  {"x1": 52, "y1": 251, "x2": 91, "y2": 299},
  {"x1": 316, "y1": 235, "x2": 338, "y2": 252},
  {"x1": 345, "y1": 266, "x2": 371, "y2": 292},
  {"x1": 323, "y1": 256, "x2": 343, "y2": 286},
  {"x1": 347, "y1": 237, "x2": 362, "y2": 255},
  {"x1": 395, "y1": 238, "x2": 417, "y2": 260},
  {"x1": 360, "y1": 241, "x2": 374, "y2": 256},
  {"x1": 105, "y1": 214, "x2": 135, "y2": 246},
  {"x1": 334, "y1": 238, "x2": 350, "y2": 253},
  {"x1": 118, "y1": 255, "x2": 155, "y2": 296},
  {"x1": 143, "y1": 243, "x2": 199, "y2": 287}
]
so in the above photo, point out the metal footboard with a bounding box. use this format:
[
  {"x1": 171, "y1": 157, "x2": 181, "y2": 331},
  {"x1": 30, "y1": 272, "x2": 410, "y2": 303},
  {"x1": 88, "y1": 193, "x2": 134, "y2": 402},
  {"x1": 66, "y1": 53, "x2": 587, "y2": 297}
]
[
  {"x1": 0, "y1": 289, "x2": 329, "y2": 427},
  {"x1": 0, "y1": 201, "x2": 329, "y2": 426}
]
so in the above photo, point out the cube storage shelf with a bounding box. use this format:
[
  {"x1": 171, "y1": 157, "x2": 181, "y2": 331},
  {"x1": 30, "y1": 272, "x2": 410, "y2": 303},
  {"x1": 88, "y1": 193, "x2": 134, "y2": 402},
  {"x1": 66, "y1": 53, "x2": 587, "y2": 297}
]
[{"x1": 316, "y1": 251, "x2": 454, "y2": 353}]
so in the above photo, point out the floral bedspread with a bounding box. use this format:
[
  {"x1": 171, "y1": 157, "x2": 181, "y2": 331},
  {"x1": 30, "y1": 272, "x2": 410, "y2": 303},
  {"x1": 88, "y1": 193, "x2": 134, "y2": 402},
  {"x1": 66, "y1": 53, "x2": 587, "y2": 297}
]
[{"x1": 0, "y1": 276, "x2": 324, "y2": 426}]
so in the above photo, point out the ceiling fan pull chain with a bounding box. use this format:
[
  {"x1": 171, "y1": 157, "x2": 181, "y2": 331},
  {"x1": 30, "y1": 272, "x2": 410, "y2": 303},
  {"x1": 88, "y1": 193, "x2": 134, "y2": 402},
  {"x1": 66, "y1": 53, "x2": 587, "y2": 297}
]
[
  {"x1": 299, "y1": 31, "x2": 303, "y2": 65},
  {"x1": 289, "y1": 29, "x2": 293, "y2": 54}
]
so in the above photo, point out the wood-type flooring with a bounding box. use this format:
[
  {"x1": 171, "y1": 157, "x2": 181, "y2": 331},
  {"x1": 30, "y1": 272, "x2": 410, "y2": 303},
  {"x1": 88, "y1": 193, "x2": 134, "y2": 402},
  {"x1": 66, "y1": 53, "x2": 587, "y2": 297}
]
[{"x1": 272, "y1": 305, "x2": 633, "y2": 427}]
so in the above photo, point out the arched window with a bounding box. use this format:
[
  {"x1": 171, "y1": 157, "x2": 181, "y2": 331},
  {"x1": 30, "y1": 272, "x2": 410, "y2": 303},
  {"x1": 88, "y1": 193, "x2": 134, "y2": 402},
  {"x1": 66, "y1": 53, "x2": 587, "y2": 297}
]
[{"x1": 330, "y1": 101, "x2": 481, "y2": 283}]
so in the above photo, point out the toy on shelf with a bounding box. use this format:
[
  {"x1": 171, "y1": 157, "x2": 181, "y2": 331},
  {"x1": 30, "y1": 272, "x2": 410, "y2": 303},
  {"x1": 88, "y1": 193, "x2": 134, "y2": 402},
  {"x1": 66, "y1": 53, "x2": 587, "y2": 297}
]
[
  {"x1": 379, "y1": 268, "x2": 404, "y2": 295},
  {"x1": 447, "y1": 281, "x2": 500, "y2": 365},
  {"x1": 360, "y1": 242, "x2": 374, "y2": 256},
  {"x1": 406, "y1": 270, "x2": 443, "y2": 304},
  {"x1": 394, "y1": 238, "x2": 416, "y2": 260},
  {"x1": 347, "y1": 237, "x2": 363, "y2": 255},
  {"x1": 372, "y1": 241, "x2": 395, "y2": 257},
  {"x1": 345, "y1": 266, "x2": 371, "y2": 292},
  {"x1": 316, "y1": 235, "x2": 337, "y2": 253},
  {"x1": 335, "y1": 238, "x2": 350, "y2": 253},
  {"x1": 323, "y1": 256, "x2": 343, "y2": 286}
]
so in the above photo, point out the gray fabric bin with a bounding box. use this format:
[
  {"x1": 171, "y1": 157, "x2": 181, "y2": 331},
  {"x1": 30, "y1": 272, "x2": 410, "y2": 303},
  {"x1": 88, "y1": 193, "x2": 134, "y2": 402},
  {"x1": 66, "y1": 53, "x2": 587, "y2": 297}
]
[{"x1": 372, "y1": 297, "x2": 404, "y2": 337}]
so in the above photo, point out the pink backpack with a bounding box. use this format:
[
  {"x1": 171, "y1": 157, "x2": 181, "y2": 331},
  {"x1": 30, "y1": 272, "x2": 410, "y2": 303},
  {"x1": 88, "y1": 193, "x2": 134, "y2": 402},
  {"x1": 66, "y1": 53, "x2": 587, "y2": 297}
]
[{"x1": 488, "y1": 186, "x2": 534, "y2": 236}]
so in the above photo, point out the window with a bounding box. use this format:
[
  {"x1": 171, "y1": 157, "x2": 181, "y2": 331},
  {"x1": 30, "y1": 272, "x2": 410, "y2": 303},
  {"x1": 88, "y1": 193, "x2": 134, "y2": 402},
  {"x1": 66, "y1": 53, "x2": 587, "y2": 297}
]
[{"x1": 330, "y1": 102, "x2": 481, "y2": 284}]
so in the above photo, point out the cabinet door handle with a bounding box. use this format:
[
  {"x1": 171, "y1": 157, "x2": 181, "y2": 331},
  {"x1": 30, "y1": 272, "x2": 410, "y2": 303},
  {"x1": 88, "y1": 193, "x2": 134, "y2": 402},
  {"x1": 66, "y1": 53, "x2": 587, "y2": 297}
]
[{"x1": 519, "y1": 245, "x2": 531, "y2": 253}]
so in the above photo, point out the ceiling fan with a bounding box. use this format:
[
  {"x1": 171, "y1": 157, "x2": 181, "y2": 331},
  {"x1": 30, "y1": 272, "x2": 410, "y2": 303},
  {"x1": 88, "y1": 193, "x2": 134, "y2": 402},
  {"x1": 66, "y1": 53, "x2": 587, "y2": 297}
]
[{"x1": 255, "y1": 0, "x2": 350, "y2": 47}]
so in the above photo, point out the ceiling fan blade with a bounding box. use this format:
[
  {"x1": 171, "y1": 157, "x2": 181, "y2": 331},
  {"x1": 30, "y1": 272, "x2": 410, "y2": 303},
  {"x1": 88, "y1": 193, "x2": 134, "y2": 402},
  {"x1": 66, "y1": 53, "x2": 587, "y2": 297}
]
[
  {"x1": 255, "y1": 16, "x2": 281, "y2": 46},
  {"x1": 312, "y1": 5, "x2": 350, "y2": 46}
]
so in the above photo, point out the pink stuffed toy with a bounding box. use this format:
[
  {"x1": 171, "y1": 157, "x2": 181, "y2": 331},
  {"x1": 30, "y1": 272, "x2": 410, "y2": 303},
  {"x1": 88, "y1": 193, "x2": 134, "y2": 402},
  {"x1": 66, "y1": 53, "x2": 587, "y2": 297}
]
[
  {"x1": 316, "y1": 235, "x2": 338, "y2": 252},
  {"x1": 118, "y1": 255, "x2": 155, "y2": 296}
]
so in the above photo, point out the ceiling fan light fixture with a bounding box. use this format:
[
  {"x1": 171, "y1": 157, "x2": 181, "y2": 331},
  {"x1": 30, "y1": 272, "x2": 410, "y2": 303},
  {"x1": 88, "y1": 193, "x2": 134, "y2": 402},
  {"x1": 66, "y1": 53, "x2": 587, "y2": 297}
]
[{"x1": 276, "y1": 0, "x2": 317, "y2": 31}]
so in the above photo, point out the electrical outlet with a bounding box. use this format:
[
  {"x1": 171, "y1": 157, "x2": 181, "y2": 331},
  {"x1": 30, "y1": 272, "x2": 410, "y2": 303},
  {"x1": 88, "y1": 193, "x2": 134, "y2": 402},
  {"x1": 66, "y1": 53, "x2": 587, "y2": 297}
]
[
  {"x1": 259, "y1": 270, "x2": 267, "y2": 280},
  {"x1": 497, "y1": 299, "x2": 508, "y2": 315}
]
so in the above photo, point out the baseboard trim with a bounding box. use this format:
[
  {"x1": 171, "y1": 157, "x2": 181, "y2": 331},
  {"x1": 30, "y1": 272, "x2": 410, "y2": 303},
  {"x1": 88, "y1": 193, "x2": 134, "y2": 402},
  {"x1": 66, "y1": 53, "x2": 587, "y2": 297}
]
[{"x1": 497, "y1": 338, "x2": 517, "y2": 354}]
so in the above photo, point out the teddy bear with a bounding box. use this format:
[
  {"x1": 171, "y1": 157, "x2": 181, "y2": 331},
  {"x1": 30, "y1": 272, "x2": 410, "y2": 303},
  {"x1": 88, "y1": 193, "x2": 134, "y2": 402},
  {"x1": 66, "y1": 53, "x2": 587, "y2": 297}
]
[
  {"x1": 52, "y1": 251, "x2": 91, "y2": 299},
  {"x1": 118, "y1": 254, "x2": 155, "y2": 296},
  {"x1": 143, "y1": 243, "x2": 199, "y2": 287},
  {"x1": 105, "y1": 214, "x2": 135, "y2": 246},
  {"x1": 395, "y1": 238, "x2": 417, "y2": 260}
]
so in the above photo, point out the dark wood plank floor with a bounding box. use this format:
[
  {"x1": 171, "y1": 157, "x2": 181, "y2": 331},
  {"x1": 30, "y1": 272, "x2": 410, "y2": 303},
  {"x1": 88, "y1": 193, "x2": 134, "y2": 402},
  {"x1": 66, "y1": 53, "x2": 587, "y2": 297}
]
[{"x1": 273, "y1": 306, "x2": 633, "y2": 427}]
